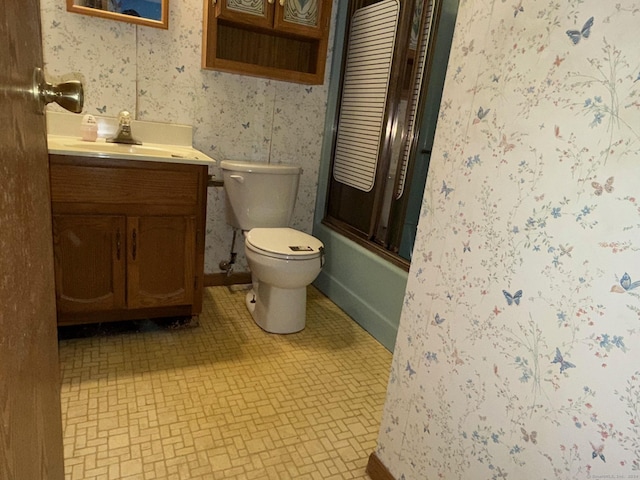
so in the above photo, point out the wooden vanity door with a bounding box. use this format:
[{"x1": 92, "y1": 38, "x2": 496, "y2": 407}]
[
  {"x1": 52, "y1": 215, "x2": 126, "y2": 313},
  {"x1": 127, "y1": 216, "x2": 195, "y2": 309}
]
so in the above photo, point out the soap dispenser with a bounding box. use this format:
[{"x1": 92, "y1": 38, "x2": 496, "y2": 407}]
[{"x1": 80, "y1": 114, "x2": 98, "y2": 142}]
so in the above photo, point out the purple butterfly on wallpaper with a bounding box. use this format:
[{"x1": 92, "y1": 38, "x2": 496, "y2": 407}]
[
  {"x1": 566, "y1": 16, "x2": 594, "y2": 45},
  {"x1": 591, "y1": 177, "x2": 613, "y2": 195},
  {"x1": 552, "y1": 347, "x2": 576, "y2": 373},
  {"x1": 461, "y1": 39, "x2": 474, "y2": 56},
  {"x1": 521, "y1": 427, "x2": 537, "y2": 444},
  {"x1": 463, "y1": 241, "x2": 470, "y2": 253},
  {"x1": 611, "y1": 272, "x2": 640, "y2": 293},
  {"x1": 502, "y1": 289, "x2": 522, "y2": 306}
]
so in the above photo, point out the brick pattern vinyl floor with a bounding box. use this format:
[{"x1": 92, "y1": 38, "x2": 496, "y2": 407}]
[{"x1": 59, "y1": 286, "x2": 393, "y2": 479}]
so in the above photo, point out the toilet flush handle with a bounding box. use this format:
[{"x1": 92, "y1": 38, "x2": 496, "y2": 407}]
[
  {"x1": 319, "y1": 246, "x2": 325, "y2": 268},
  {"x1": 230, "y1": 174, "x2": 244, "y2": 184}
]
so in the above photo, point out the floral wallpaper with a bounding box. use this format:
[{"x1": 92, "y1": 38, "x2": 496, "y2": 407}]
[
  {"x1": 377, "y1": 1, "x2": 640, "y2": 479},
  {"x1": 40, "y1": 0, "x2": 335, "y2": 274}
]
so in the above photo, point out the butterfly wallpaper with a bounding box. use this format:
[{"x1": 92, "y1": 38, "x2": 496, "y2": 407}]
[
  {"x1": 377, "y1": 1, "x2": 640, "y2": 479},
  {"x1": 39, "y1": 0, "x2": 336, "y2": 275}
]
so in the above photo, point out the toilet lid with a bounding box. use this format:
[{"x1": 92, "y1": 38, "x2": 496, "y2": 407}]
[{"x1": 246, "y1": 228, "x2": 324, "y2": 259}]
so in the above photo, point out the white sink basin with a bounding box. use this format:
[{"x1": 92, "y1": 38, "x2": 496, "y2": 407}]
[{"x1": 47, "y1": 136, "x2": 215, "y2": 166}]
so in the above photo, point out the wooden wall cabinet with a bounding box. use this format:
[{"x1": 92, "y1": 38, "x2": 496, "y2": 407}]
[
  {"x1": 203, "y1": 0, "x2": 333, "y2": 84},
  {"x1": 49, "y1": 155, "x2": 207, "y2": 326}
]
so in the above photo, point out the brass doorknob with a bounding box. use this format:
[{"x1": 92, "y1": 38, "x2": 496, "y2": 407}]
[{"x1": 32, "y1": 67, "x2": 84, "y2": 114}]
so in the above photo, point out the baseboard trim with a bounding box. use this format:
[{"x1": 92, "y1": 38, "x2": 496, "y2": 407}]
[
  {"x1": 366, "y1": 452, "x2": 395, "y2": 480},
  {"x1": 205, "y1": 272, "x2": 252, "y2": 287}
]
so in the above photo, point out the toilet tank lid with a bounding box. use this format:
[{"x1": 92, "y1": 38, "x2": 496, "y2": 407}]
[{"x1": 219, "y1": 160, "x2": 301, "y2": 175}]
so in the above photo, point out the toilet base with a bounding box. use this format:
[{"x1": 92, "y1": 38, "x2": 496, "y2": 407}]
[{"x1": 245, "y1": 284, "x2": 306, "y2": 334}]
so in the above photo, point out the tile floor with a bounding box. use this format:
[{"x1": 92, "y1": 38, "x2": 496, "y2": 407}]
[{"x1": 59, "y1": 286, "x2": 393, "y2": 480}]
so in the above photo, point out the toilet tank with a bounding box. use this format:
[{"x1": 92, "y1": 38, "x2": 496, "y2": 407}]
[{"x1": 219, "y1": 160, "x2": 302, "y2": 230}]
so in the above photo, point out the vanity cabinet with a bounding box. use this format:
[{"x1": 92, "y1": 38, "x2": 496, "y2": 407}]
[
  {"x1": 49, "y1": 155, "x2": 206, "y2": 326},
  {"x1": 203, "y1": 0, "x2": 332, "y2": 84}
]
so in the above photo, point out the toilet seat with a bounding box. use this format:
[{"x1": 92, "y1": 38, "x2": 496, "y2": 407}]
[{"x1": 246, "y1": 228, "x2": 323, "y2": 260}]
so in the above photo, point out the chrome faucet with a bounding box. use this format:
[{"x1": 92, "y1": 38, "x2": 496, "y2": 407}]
[{"x1": 107, "y1": 110, "x2": 141, "y2": 145}]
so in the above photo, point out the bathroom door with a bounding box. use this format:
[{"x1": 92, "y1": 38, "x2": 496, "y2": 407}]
[{"x1": 0, "y1": 0, "x2": 65, "y2": 479}]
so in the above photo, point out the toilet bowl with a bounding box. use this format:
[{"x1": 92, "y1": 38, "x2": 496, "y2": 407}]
[
  {"x1": 244, "y1": 228, "x2": 324, "y2": 334},
  {"x1": 219, "y1": 160, "x2": 325, "y2": 334}
]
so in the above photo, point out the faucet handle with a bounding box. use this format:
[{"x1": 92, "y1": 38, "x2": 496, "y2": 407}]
[{"x1": 118, "y1": 110, "x2": 132, "y2": 126}]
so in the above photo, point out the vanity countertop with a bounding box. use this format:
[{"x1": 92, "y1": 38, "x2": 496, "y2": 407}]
[{"x1": 46, "y1": 111, "x2": 216, "y2": 166}]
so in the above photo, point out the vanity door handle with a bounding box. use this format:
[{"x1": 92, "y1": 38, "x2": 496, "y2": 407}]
[{"x1": 132, "y1": 229, "x2": 137, "y2": 260}]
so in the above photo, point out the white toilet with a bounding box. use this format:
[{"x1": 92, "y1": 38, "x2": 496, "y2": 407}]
[{"x1": 219, "y1": 160, "x2": 325, "y2": 334}]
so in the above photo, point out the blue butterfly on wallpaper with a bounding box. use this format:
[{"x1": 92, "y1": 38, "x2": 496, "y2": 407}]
[
  {"x1": 176, "y1": 65, "x2": 185, "y2": 73},
  {"x1": 441, "y1": 180, "x2": 454, "y2": 198},
  {"x1": 473, "y1": 106, "x2": 490, "y2": 124},
  {"x1": 513, "y1": 1, "x2": 523, "y2": 18},
  {"x1": 611, "y1": 272, "x2": 640, "y2": 293},
  {"x1": 432, "y1": 313, "x2": 445, "y2": 325},
  {"x1": 590, "y1": 442, "x2": 606, "y2": 462},
  {"x1": 566, "y1": 16, "x2": 594, "y2": 45},
  {"x1": 425, "y1": 352, "x2": 438, "y2": 363},
  {"x1": 502, "y1": 289, "x2": 522, "y2": 306},
  {"x1": 242, "y1": 121, "x2": 250, "y2": 129},
  {"x1": 405, "y1": 361, "x2": 416, "y2": 377},
  {"x1": 305, "y1": 87, "x2": 313, "y2": 94},
  {"x1": 552, "y1": 347, "x2": 576, "y2": 373},
  {"x1": 463, "y1": 241, "x2": 471, "y2": 253},
  {"x1": 97, "y1": 105, "x2": 107, "y2": 114}
]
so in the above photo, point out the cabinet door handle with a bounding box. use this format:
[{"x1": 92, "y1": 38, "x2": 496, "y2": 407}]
[
  {"x1": 116, "y1": 229, "x2": 121, "y2": 260},
  {"x1": 132, "y1": 229, "x2": 137, "y2": 260}
]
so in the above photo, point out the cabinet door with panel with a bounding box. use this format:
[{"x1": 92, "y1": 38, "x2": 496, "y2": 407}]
[
  {"x1": 217, "y1": 0, "x2": 327, "y2": 37},
  {"x1": 52, "y1": 214, "x2": 126, "y2": 313},
  {"x1": 127, "y1": 216, "x2": 196, "y2": 309},
  {"x1": 275, "y1": 0, "x2": 327, "y2": 38},
  {"x1": 216, "y1": 0, "x2": 274, "y2": 29}
]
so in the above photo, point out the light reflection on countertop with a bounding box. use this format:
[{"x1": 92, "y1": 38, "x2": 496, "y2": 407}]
[{"x1": 46, "y1": 111, "x2": 216, "y2": 166}]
